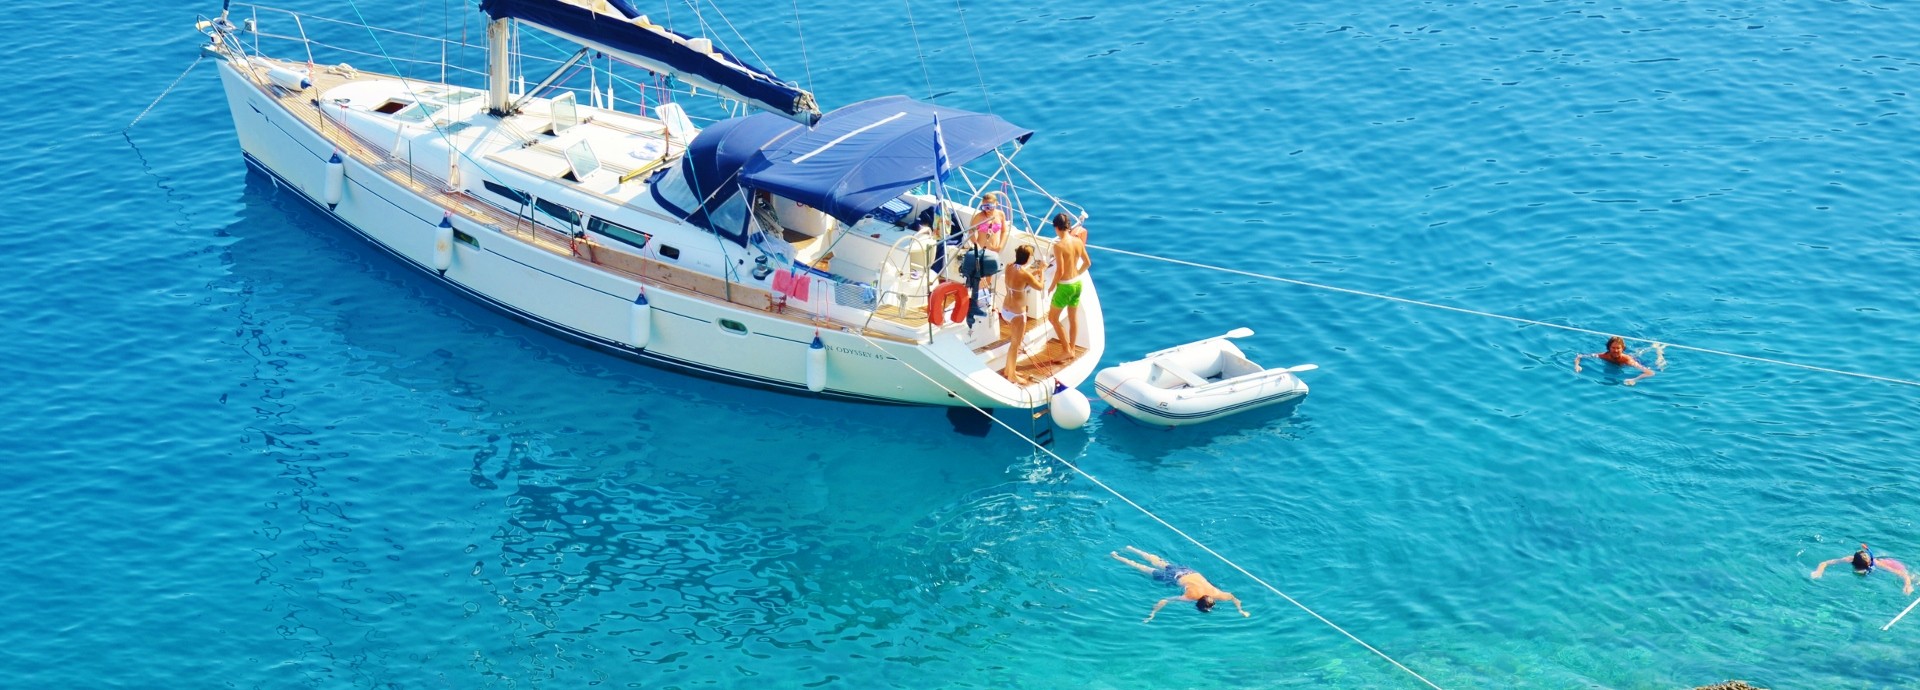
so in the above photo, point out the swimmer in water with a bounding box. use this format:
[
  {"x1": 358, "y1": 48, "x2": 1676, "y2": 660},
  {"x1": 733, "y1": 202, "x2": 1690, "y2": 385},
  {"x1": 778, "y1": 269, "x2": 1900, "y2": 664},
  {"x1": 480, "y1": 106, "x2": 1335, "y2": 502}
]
[
  {"x1": 1573, "y1": 336, "x2": 1667, "y2": 386},
  {"x1": 1110, "y1": 546, "x2": 1248, "y2": 622},
  {"x1": 1811, "y1": 542, "x2": 1914, "y2": 595}
]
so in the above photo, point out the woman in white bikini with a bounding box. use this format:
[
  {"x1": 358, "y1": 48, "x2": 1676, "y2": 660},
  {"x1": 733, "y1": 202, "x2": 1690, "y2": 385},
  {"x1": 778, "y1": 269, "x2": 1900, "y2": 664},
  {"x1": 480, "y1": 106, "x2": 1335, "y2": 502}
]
[{"x1": 1000, "y1": 244, "x2": 1044, "y2": 382}]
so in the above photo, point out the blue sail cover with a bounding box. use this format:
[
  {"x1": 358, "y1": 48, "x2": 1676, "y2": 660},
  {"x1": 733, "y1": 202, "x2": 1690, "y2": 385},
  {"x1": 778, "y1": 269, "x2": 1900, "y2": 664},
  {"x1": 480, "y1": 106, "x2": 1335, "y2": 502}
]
[
  {"x1": 740, "y1": 96, "x2": 1034, "y2": 225},
  {"x1": 479, "y1": 0, "x2": 819, "y2": 124},
  {"x1": 651, "y1": 113, "x2": 805, "y2": 240}
]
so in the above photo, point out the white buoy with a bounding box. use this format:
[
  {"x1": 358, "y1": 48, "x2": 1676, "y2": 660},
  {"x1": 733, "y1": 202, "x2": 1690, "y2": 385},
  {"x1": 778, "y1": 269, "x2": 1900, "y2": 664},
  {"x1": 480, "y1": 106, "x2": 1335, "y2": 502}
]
[
  {"x1": 628, "y1": 290, "x2": 652, "y2": 349},
  {"x1": 1050, "y1": 380, "x2": 1091, "y2": 430},
  {"x1": 322, "y1": 151, "x2": 344, "y2": 210},
  {"x1": 806, "y1": 332, "x2": 827, "y2": 392},
  {"x1": 266, "y1": 65, "x2": 311, "y2": 92},
  {"x1": 432, "y1": 213, "x2": 454, "y2": 272}
]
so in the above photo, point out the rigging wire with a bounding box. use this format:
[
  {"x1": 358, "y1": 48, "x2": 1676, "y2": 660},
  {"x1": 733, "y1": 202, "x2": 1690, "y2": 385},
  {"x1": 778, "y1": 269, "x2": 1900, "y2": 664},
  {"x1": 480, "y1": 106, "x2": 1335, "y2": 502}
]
[
  {"x1": 790, "y1": 0, "x2": 813, "y2": 93},
  {"x1": 848, "y1": 330, "x2": 1446, "y2": 689},
  {"x1": 1087, "y1": 244, "x2": 1920, "y2": 389},
  {"x1": 903, "y1": 0, "x2": 938, "y2": 101},
  {"x1": 950, "y1": 0, "x2": 992, "y2": 113},
  {"x1": 693, "y1": 0, "x2": 768, "y2": 75}
]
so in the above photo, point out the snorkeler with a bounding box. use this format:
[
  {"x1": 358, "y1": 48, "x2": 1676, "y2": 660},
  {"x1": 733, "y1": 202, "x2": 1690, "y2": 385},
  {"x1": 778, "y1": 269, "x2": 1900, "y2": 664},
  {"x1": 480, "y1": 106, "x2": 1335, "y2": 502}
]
[
  {"x1": 1811, "y1": 543, "x2": 1913, "y2": 595},
  {"x1": 1110, "y1": 546, "x2": 1248, "y2": 622},
  {"x1": 1573, "y1": 336, "x2": 1667, "y2": 386}
]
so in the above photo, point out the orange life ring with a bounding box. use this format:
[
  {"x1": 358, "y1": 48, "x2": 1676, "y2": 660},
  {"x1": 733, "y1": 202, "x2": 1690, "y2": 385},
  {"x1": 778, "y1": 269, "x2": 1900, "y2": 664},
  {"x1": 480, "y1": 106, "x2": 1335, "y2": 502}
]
[{"x1": 928, "y1": 281, "x2": 970, "y2": 326}]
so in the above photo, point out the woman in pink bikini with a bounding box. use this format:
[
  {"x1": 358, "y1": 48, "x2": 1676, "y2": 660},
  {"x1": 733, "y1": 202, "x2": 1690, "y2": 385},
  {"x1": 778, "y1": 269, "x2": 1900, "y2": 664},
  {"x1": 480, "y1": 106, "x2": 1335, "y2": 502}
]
[{"x1": 969, "y1": 192, "x2": 1007, "y2": 252}]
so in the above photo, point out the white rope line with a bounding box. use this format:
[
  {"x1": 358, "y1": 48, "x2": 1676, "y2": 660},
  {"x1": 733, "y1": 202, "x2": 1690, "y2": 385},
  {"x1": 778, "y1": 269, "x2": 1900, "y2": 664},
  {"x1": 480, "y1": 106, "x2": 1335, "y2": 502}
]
[
  {"x1": 1089, "y1": 244, "x2": 1920, "y2": 389},
  {"x1": 1885, "y1": 596, "x2": 1920, "y2": 631},
  {"x1": 848, "y1": 332, "x2": 1446, "y2": 690}
]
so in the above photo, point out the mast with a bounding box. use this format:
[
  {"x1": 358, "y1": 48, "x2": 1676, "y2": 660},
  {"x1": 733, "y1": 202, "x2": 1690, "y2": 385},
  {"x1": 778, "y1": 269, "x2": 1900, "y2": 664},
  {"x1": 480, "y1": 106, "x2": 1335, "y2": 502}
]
[{"x1": 486, "y1": 18, "x2": 512, "y2": 116}]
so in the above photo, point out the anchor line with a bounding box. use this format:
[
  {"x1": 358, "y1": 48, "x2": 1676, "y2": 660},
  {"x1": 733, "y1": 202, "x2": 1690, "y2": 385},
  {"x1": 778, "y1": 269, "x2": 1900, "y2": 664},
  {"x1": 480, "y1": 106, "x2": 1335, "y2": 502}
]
[
  {"x1": 1087, "y1": 244, "x2": 1920, "y2": 389},
  {"x1": 848, "y1": 331, "x2": 1447, "y2": 690},
  {"x1": 127, "y1": 54, "x2": 205, "y2": 131}
]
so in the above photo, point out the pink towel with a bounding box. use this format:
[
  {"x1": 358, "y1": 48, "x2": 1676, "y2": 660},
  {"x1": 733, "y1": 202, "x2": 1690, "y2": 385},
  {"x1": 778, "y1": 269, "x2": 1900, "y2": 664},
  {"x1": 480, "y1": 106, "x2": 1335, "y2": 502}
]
[{"x1": 772, "y1": 269, "x2": 812, "y2": 301}]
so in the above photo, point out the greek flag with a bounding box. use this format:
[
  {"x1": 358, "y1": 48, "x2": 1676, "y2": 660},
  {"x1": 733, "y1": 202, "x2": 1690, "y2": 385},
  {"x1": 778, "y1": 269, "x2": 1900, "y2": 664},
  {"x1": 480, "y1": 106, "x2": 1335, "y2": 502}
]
[{"x1": 930, "y1": 114, "x2": 951, "y2": 230}]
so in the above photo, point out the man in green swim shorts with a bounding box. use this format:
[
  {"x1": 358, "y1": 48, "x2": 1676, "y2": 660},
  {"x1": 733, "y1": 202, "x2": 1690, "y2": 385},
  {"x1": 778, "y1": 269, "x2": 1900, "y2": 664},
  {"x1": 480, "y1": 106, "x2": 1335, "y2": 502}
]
[{"x1": 1046, "y1": 213, "x2": 1090, "y2": 361}]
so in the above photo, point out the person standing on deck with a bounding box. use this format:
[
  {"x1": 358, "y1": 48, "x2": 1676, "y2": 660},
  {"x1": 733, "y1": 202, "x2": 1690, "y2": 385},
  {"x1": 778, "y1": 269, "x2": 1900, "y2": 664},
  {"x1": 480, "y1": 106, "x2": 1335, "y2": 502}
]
[
  {"x1": 970, "y1": 192, "x2": 1008, "y2": 253},
  {"x1": 1046, "y1": 213, "x2": 1090, "y2": 362},
  {"x1": 1000, "y1": 245, "x2": 1044, "y2": 383}
]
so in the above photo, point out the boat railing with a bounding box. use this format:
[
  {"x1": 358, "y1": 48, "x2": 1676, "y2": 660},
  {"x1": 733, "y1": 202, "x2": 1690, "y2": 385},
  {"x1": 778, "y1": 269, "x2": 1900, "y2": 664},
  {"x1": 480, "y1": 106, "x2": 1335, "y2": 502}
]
[
  {"x1": 233, "y1": 3, "x2": 733, "y2": 127},
  {"x1": 951, "y1": 158, "x2": 1088, "y2": 238}
]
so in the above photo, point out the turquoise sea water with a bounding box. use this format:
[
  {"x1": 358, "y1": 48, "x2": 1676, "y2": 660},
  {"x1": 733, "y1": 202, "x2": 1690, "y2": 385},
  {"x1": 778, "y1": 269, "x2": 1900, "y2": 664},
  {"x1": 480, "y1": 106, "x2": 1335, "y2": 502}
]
[{"x1": 6, "y1": 0, "x2": 1920, "y2": 687}]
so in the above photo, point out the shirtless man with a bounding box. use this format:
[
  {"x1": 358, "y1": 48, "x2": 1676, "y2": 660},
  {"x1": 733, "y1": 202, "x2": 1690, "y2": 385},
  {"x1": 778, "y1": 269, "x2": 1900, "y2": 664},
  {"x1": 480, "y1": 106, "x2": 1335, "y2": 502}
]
[
  {"x1": 1000, "y1": 245, "x2": 1044, "y2": 382},
  {"x1": 1111, "y1": 546, "x2": 1248, "y2": 621},
  {"x1": 1046, "y1": 213, "x2": 1090, "y2": 361},
  {"x1": 1573, "y1": 336, "x2": 1666, "y2": 386}
]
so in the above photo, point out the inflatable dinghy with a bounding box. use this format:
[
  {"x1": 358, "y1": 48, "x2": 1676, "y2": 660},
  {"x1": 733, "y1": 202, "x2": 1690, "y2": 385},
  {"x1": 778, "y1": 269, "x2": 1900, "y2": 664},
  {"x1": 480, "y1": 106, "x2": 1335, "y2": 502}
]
[{"x1": 1094, "y1": 328, "x2": 1314, "y2": 427}]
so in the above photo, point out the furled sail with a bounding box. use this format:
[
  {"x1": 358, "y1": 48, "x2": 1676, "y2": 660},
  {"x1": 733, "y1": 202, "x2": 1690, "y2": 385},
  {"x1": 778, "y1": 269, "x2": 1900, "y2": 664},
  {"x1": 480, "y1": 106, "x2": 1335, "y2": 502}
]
[{"x1": 479, "y1": 0, "x2": 820, "y2": 124}]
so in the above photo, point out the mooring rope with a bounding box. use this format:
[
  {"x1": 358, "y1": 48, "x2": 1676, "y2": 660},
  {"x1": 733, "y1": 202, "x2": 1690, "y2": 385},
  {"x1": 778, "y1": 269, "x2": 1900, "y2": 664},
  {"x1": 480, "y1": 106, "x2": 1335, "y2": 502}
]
[
  {"x1": 1088, "y1": 244, "x2": 1920, "y2": 389},
  {"x1": 849, "y1": 331, "x2": 1446, "y2": 689}
]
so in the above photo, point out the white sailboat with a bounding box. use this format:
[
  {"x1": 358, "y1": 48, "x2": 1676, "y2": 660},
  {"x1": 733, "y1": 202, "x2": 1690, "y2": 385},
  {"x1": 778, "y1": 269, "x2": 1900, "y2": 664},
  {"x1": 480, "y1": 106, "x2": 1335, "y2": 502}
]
[{"x1": 194, "y1": 0, "x2": 1104, "y2": 408}]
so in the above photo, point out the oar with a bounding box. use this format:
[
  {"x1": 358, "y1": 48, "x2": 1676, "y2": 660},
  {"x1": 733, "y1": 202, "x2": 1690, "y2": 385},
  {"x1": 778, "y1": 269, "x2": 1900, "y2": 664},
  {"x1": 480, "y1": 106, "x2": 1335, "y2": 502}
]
[
  {"x1": 1884, "y1": 596, "x2": 1920, "y2": 631},
  {"x1": 1282, "y1": 364, "x2": 1319, "y2": 374}
]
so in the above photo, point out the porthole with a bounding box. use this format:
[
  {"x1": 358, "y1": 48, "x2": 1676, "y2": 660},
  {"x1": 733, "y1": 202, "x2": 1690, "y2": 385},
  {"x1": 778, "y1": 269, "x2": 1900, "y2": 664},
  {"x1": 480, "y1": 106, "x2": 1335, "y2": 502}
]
[
  {"x1": 452, "y1": 229, "x2": 478, "y2": 248},
  {"x1": 658, "y1": 245, "x2": 681, "y2": 260},
  {"x1": 717, "y1": 319, "x2": 748, "y2": 336}
]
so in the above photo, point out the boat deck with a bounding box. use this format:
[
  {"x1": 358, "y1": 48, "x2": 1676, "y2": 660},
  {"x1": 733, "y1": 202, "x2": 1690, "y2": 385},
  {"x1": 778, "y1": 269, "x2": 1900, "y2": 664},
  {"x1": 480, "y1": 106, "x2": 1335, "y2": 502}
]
[{"x1": 250, "y1": 58, "x2": 927, "y2": 343}]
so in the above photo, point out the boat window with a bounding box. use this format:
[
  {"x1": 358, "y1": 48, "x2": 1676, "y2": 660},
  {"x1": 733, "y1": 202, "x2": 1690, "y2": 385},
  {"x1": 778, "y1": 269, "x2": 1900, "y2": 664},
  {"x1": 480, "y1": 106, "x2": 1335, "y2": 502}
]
[
  {"x1": 394, "y1": 102, "x2": 444, "y2": 123},
  {"x1": 587, "y1": 217, "x2": 650, "y2": 249},
  {"x1": 707, "y1": 193, "x2": 747, "y2": 241},
  {"x1": 563, "y1": 139, "x2": 600, "y2": 180},
  {"x1": 658, "y1": 245, "x2": 680, "y2": 260},
  {"x1": 482, "y1": 180, "x2": 530, "y2": 206},
  {"x1": 534, "y1": 198, "x2": 579, "y2": 226},
  {"x1": 653, "y1": 161, "x2": 701, "y2": 218},
  {"x1": 374, "y1": 99, "x2": 411, "y2": 115},
  {"x1": 452, "y1": 229, "x2": 478, "y2": 248},
  {"x1": 551, "y1": 92, "x2": 580, "y2": 134},
  {"x1": 717, "y1": 319, "x2": 749, "y2": 336}
]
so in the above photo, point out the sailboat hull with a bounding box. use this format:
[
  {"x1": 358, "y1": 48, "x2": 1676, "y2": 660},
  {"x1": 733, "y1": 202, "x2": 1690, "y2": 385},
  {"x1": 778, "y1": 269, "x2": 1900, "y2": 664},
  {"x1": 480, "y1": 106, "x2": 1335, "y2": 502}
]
[{"x1": 212, "y1": 61, "x2": 1099, "y2": 407}]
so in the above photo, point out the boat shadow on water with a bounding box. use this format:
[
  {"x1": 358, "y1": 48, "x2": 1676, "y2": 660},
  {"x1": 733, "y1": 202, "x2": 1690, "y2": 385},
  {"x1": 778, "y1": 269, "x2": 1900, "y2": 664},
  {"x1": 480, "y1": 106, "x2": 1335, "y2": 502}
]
[{"x1": 1089, "y1": 396, "x2": 1312, "y2": 465}]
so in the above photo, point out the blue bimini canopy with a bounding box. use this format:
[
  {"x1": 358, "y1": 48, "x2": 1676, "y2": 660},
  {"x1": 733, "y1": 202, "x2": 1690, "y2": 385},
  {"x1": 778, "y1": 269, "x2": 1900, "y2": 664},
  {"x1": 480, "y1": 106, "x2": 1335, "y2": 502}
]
[
  {"x1": 740, "y1": 96, "x2": 1034, "y2": 226},
  {"x1": 479, "y1": 0, "x2": 819, "y2": 124},
  {"x1": 651, "y1": 113, "x2": 805, "y2": 242}
]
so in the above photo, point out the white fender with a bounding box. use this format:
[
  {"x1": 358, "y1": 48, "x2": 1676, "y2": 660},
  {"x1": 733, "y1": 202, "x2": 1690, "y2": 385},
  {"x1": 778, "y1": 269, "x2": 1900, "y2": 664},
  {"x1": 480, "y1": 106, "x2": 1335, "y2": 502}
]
[
  {"x1": 322, "y1": 151, "x2": 345, "y2": 209},
  {"x1": 267, "y1": 65, "x2": 311, "y2": 92},
  {"x1": 806, "y1": 332, "x2": 827, "y2": 392},
  {"x1": 628, "y1": 291, "x2": 652, "y2": 349},
  {"x1": 1050, "y1": 381, "x2": 1091, "y2": 430},
  {"x1": 432, "y1": 214, "x2": 454, "y2": 272}
]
